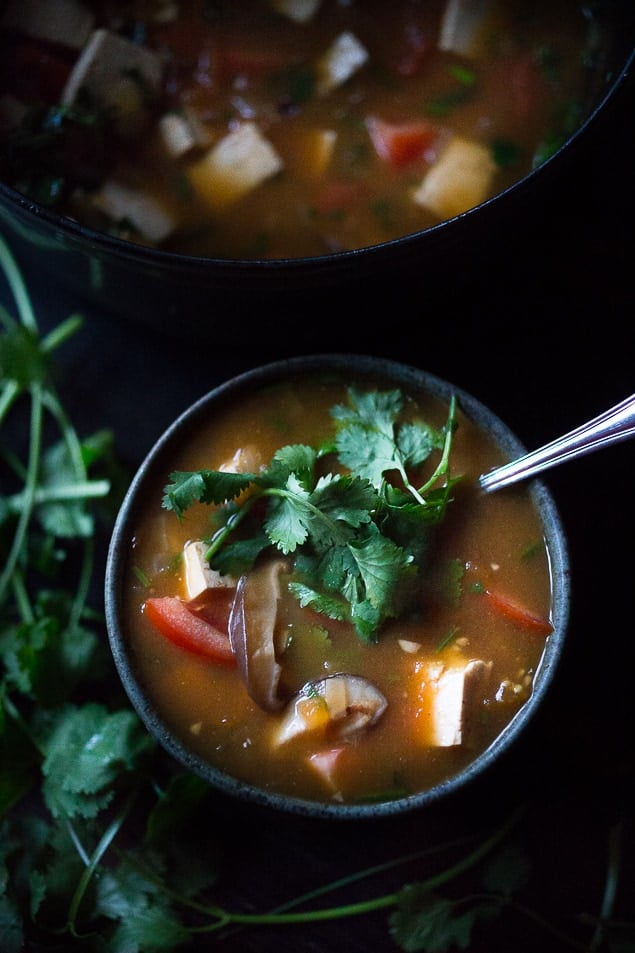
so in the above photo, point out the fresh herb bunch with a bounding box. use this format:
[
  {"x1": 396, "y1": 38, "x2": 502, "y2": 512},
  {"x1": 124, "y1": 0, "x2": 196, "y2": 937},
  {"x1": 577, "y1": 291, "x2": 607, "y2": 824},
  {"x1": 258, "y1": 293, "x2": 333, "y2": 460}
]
[{"x1": 163, "y1": 388, "x2": 459, "y2": 640}]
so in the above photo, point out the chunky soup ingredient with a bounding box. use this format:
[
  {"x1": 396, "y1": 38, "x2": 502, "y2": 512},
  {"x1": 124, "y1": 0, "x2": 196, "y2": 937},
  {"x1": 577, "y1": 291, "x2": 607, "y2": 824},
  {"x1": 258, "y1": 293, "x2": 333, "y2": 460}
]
[
  {"x1": 123, "y1": 372, "x2": 555, "y2": 805},
  {"x1": 0, "y1": 0, "x2": 600, "y2": 257}
]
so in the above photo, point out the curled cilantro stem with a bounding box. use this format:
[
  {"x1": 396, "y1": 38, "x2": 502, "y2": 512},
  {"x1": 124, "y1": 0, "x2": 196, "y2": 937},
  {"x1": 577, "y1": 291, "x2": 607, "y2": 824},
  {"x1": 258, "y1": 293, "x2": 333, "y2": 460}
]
[{"x1": 417, "y1": 394, "x2": 456, "y2": 497}]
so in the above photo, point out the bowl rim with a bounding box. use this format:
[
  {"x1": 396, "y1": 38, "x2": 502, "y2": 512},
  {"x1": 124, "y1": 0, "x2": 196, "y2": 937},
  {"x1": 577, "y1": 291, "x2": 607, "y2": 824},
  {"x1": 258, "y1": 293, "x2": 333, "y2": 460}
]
[{"x1": 105, "y1": 354, "x2": 571, "y2": 820}]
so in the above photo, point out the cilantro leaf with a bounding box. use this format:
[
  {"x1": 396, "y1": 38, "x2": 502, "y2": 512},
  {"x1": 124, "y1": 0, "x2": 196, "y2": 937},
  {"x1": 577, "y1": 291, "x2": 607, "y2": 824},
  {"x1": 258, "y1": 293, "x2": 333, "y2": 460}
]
[
  {"x1": 349, "y1": 524, "x2": 415, "y2": 617},
  {"x1": 164, "y1": 386, "x2": 458, "y2": 639},
  {"x1": 41, "y1": 705, "x2": 154, "y2": 819},
  {"x1": 390, "y1": 887, "x2": 476, "y2": 952},
  {"x1": 163, "y1": 469, "x2": 255, "y2": 517},
  {"x1": 265, "y1": 472, "x2": 314, "y2": 552}
]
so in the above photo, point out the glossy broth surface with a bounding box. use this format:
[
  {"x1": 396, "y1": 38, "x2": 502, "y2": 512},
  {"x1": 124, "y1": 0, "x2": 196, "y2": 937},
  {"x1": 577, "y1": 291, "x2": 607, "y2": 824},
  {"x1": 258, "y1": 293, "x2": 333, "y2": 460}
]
[{"x1": 121, "y1": 373, "x2": 554, "y2": 805}]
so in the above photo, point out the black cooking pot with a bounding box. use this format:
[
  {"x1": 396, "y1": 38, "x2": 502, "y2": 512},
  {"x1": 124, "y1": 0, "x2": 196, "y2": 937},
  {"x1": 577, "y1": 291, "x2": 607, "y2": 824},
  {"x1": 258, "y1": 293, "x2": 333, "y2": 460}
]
[{"x1": 0, "y1": 3, "x2": 633, "y2": 340}]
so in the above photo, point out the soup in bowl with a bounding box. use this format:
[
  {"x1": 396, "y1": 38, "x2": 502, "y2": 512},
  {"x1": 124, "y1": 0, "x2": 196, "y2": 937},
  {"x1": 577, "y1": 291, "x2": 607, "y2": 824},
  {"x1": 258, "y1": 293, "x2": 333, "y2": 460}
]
[{"x1": 105, "y1": 355, "x2": 570, "y2": 819}]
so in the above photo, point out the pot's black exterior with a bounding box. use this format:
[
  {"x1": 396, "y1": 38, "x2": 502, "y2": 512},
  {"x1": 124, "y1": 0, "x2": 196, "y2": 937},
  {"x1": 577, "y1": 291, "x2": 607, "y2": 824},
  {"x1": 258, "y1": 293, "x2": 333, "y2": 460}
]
[{"x1": 0, "y1": 6, "x2": 633, "y2": 340}]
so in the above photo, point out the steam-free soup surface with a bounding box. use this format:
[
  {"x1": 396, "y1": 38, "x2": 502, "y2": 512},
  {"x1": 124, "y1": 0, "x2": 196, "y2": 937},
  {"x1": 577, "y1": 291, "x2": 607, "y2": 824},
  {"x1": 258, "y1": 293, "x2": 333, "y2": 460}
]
[
  {"x1": 0, "y1": 0, "x2": 599, "y2": 258},
  {"x1": 121, "y1": 372, "x2": 554, "y2": 805}
]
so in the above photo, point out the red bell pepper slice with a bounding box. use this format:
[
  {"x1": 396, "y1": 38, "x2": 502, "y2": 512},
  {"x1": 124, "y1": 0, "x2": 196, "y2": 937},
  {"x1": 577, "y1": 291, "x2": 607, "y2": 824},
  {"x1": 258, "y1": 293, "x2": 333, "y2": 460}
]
[
  {"x1": 143, "y1": 596, "x2": 236, "y2": 665},
  {"x1": 483, "y1": 589, "x2": 553, "y2": 635},
  {"x1": 366, "y1": 116, "x2": 438, "y2": 167}
]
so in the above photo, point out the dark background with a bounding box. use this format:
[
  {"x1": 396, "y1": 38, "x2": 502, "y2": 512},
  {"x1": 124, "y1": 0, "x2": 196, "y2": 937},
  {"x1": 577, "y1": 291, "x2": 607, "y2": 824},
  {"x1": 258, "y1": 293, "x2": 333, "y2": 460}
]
[{"x1": 1, "y1": 64, "x2": 633, "y2": 953}]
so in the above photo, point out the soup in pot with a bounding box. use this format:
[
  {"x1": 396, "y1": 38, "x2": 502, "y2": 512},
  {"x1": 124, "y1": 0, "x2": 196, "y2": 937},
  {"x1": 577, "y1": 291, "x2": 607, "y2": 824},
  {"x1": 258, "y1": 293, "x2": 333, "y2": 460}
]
[{"x1": 0, "y1": 0, "x2": 604, "y2": 258}]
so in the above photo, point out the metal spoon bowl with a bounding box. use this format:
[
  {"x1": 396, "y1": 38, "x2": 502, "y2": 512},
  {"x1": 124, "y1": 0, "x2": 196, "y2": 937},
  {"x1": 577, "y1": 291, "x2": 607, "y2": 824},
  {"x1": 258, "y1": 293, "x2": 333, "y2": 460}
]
[{"x1": 479, "y1": 393, "x2": 635, "y2": 493}]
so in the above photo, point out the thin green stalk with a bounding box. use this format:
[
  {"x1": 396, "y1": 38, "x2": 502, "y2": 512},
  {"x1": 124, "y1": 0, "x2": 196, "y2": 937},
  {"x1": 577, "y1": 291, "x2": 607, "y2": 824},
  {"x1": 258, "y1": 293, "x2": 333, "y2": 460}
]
[
  {"x1": 65, "y1": 794, "x2": 137, "y2": 936},
  {"x1": 0, "y1": 235, "x2": 37, "y2": 330},
  {"x1": 189, "y1": 805, "x2": 525, "y2": 933},
  {"x1": 42, "y1": 314, "x2": 84, "y2": 354},
  {"x1": 0, "y1": 384, "x2": 43, "y2": 602}
]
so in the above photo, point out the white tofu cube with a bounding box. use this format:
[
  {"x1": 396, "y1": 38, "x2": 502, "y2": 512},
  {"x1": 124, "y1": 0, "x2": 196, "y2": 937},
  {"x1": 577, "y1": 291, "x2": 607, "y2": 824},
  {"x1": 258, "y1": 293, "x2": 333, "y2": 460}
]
[
  {"x1": 315, "y1": 31, "x2": 369, "y2": 97},
  {"x1": 158, "y1": 111, "x2": 209, "y2": 158},
  {"x1": 187, "y1": 122, "x2": 284, "y2": 213},
  {"x1": 91, "y1": 180, "x2": 175, "y2": 244},
  {"x1": 412, "y1": 136, "x2": 497, "y2": 220},
  {"x1": 1, "y1": 0, "x2": 95, "y2": 50},
  {"x1": 183, "y1": 541, "x2": 235, "y2": 601},
  {"x1": 62, "y1": 28, "x2": 164, "y2": 119},
  {"x1": 269, "y1": 0, "x2": 322, "y2": 23},
  {"x1": 417, "y1": 659, "x2": 492, "y2": 747}
]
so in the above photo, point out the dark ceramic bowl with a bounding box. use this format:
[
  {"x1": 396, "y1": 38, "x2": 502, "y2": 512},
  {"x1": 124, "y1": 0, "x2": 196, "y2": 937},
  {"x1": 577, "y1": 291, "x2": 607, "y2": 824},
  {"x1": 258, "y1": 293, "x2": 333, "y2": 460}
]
[
  {"x1": 0, "y1": 5, "x2": 633, "y2": 339},
  {"x1": 104, "y1": 354, "x2": 570, "y2": 820}
]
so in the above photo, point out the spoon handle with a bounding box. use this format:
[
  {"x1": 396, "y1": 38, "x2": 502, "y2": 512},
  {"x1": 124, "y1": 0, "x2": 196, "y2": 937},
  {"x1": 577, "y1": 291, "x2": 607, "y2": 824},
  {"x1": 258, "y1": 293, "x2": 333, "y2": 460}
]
[{"x1": 479, "y1": 393, "x2": 635, "y2": 493}]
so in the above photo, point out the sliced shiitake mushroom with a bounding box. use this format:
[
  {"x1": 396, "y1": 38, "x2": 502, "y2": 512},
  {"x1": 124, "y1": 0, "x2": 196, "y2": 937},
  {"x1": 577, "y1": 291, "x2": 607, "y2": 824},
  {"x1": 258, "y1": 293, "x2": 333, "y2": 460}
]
[{"x1": 274, "y1": 673, "x2": 388, "y2": 746}]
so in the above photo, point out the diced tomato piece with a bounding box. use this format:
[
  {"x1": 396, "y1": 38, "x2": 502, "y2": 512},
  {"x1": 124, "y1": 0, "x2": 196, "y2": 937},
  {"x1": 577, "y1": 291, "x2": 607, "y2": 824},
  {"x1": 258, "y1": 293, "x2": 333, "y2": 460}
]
[
  {"x1": 143, "y1": 596, "x2": 236, "y2": 665},
  {"x1": 483, "y1": 589, "x2": 553, "y2": 635},
  {"x1": 366, "y1": 116, "x2": 437, "y2": 167}
]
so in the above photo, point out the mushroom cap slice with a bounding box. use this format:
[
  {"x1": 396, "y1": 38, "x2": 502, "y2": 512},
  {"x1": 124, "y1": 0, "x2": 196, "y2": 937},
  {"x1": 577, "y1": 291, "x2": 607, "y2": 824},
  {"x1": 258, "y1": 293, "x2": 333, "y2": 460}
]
[
  {"x1": 228, "y1": 560, "x2": 287, "y2": 712},
  {"x1": 273, "y1": 673, "x2": 388, "y2": 746}
]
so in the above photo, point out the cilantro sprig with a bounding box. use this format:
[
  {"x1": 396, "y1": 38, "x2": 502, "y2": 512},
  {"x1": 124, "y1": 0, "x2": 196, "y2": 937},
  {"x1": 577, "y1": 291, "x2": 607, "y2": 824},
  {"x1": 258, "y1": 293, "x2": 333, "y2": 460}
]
[{"x1": 163, "y1": 387, "x2": 459, "y2": 639}]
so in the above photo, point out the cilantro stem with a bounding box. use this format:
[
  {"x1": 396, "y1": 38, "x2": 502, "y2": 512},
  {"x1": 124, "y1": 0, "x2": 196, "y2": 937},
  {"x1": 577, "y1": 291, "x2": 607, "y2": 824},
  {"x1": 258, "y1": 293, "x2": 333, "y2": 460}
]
[
  {"x1": 205, "y1": 494, "x2": 261, "y2": 561},
  {"x1": 4, "y1": 479, "x2": 111, "y2": 511},
  {"x1": 0, "y1": 382, "x2": 44, "y2": 603},
  {"x1": 191, "y1": 805, "x2": 525, "y2": 933},
  {"x1": 418, "y1": 394, "x2": 456, "y2": 496},
  {"x1": 0, "y1": 236, "x2": 37, "y2": 330},
  {"x1": 0, "y1": 376, "x2": 20, "y2": 423},
  {"x1": 65, "y1": 794, "x2": 137, "y2": 937},
  {"x1": 42, "y1": 314, "x2": 84, "y2": 354}
]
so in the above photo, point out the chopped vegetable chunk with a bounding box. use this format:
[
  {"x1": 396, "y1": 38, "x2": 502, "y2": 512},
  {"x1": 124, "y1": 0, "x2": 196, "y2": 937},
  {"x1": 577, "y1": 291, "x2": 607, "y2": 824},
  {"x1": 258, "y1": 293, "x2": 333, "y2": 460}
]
[
  {"x1": 412, "y1": 136, "x2": 497, "y2": 219},
  {"x1": 187, "y1": 122, "x2": 284, "y2": 212}
]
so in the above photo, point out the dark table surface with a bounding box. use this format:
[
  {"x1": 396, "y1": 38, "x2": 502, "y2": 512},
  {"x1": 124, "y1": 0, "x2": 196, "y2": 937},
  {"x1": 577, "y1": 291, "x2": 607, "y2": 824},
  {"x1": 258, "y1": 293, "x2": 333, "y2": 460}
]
[{"x1": 1, "y1": 72, "x2": 633, "y2": 953}]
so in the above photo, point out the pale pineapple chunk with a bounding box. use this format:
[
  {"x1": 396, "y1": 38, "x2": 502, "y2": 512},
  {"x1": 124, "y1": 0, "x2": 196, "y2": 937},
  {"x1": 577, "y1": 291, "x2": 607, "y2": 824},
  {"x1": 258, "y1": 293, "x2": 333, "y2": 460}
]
[
  {"x1": 287, "y1": 128, "x2": 337, "y2": 179},
  {"x1": 438, "y1": 0, "x2": 499, "y2": 58},
  {"x1": 187, "y1": 122, "x2": 284, "y2": 213},
  {"x1": 269, "y1": 0, "x2": 322, "y2": 23},
  {"x1": 412, "y1": 136, "x2": 497, "y2": 220},
  {"x1": 315, "y1": 31, "x2": 369, "y2": 97}
]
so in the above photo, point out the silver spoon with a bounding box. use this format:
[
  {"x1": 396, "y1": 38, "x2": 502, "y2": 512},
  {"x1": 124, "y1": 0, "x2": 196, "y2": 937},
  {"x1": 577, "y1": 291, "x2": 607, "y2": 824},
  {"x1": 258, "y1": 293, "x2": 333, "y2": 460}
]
[{"x1": 479, "y1": 393, "x2": 635, "y2": 493}]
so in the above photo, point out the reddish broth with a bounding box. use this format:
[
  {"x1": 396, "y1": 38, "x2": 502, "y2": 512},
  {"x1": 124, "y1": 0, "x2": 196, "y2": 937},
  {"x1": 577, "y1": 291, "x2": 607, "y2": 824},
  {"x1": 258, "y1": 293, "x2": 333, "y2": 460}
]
[{"x1": 121, "y1": 373, "x2": 554, "y2": 805}]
